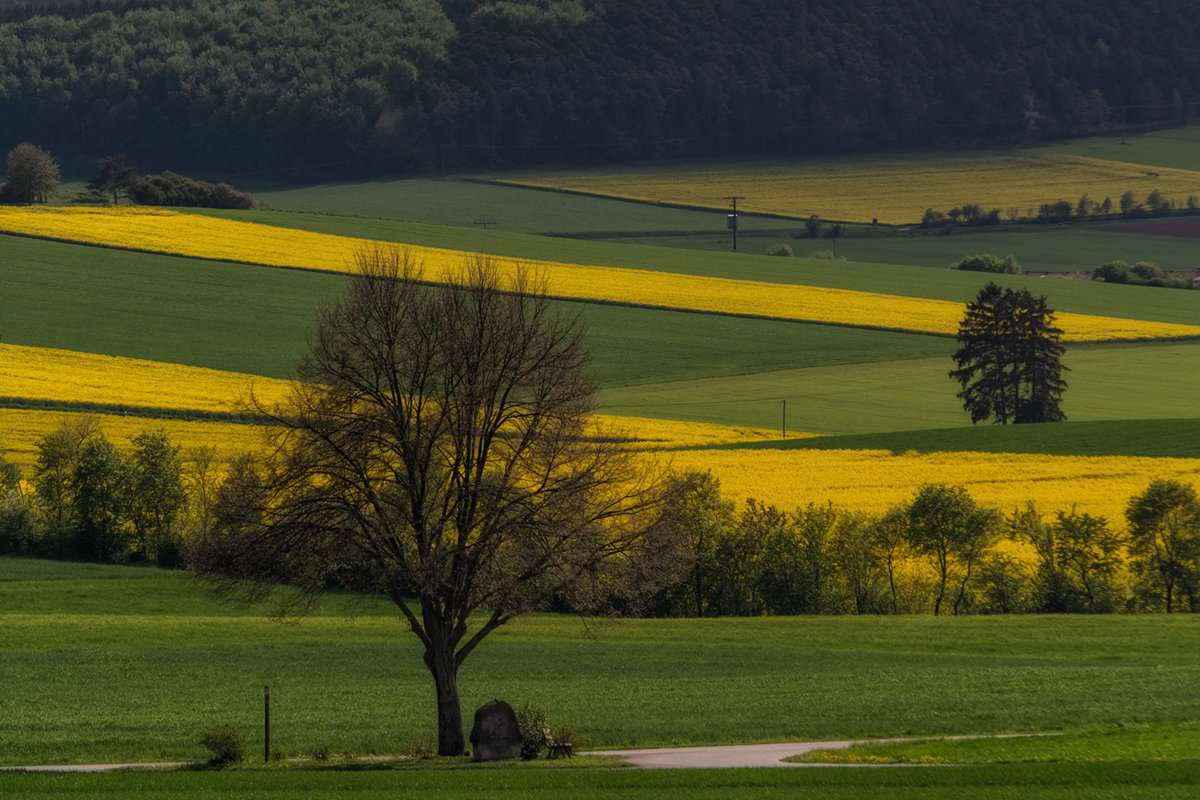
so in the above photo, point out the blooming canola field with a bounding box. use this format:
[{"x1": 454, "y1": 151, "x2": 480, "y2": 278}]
[
  {"x1": 488, "y1": 152, "x2": 1200, "y2": 225},
  {"x1": 667, "y1": 447, "x2": 1200, "y2": 527},
  {"x1": 2, "y1": 207, "x2": 1198, "y2": 342}
]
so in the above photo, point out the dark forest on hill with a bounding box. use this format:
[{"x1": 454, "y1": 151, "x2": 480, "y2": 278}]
[{"x1": 1, "y1": 0, "x2": 1197, "y2": 177}]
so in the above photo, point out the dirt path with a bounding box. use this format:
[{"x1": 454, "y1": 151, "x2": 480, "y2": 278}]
[{"x1": 589, "y1": 740, "x2": 861, "y2": 768}]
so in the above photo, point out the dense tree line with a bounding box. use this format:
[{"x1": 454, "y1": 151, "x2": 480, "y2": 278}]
[
  {"x1": 3, "y1": 425, "x2": 1197, "y2": 614},
  {"x1": 647, "y1": 474, "x2": 1200, "y2": 617},
  {"x1": 1, "y1": 0, "x2": 1198, "y2": 175}
]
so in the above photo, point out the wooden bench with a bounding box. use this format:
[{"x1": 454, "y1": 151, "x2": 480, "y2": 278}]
[{"x1": 542, "y1": 727, "x2": 573, "y2": 758}]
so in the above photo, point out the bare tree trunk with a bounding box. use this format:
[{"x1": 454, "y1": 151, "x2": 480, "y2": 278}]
[{"x1": 426, "y1": 645, "x2": 466, "y2": 756}]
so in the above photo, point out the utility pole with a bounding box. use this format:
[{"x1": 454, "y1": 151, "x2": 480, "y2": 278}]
[{"x1": 724, "y1": 196, "x2": 745, "y2": 252}]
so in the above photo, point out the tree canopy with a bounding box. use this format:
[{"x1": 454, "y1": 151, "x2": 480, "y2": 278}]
[
  {"x1": 1, "y1": 0, "x2": 1198, "y2": 173},
  {"x1": 2, "y1": 142, "x2": 60, "y2": 202},
  {"x1": 950, "y1": 283, "x2": 1068, "y2": 425},
  {"x1": 191, "y1": 246, "x2": 685, "y2": 755}
]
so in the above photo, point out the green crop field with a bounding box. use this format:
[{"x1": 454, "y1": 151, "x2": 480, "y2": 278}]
[{"x1": 3, "y1": 558, "x2": 1200, "y2": 794}]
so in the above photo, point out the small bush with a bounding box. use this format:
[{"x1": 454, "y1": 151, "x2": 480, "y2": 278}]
[
  {"x1": 514, "y1": 704, "x2": 549, "y2": 760},
  {"x1": 765, "y1": 243, "x2": 792, "y2": 257},
  {"x1": 199, "y1": 723, "x2": 247, "y2": 765},
  {"x1": 950, "y1": 254, "x2": 1021, "y2": 274}
]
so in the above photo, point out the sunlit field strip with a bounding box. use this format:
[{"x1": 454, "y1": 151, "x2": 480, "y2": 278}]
[
  {"x1": 594, "y1": 415, "x2": 787, "y2": 448},
  {"x1": 2, "y1": 207, "x2": 1197, "y2": 342},
  {"x1": 0, "y1": 343, "x2": 292, "y2": 414},
  {"x1": 0, "y1": 410, "x2": 784, "y2": 476},
  {"x1": 488, "y1": 153, "x2": 1200, "y2": 225},
  {"x1": 0, "y1": 409, "x2": 270, "y2": 474},
  {"x1": 666, "y1": 448, "x2": 1200, "y2": 529}
]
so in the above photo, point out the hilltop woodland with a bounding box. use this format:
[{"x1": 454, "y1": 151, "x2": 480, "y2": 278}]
[
  {"x1": 3, "y1": 420, "x2": 1198, "y2": 617},
  {"x1": 1, "y1": 0, "x2": 1199, "y2": 174}
]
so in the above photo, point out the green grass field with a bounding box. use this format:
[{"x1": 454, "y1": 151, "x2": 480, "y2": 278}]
[
  {"x1": 3, "y1": 761, "x2": 1198, "y2": 800},
  {"x1": 2, "y1": 558, "x2": 1199, "y2": 796}
]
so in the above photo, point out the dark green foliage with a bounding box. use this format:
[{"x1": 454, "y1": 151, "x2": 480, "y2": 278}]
[
  {"x1": 2, "y1": 142, "x2": 59, "y2": 203},
  {"x1": 906, "y1": 484, "x2": 999, "y2": 616},
  {"x1": 949, "y1": 283, "x2": 1068, "y2": 425},
  {"x1": 949, "y1": 254, "x2": 1021, "y2": 274},
  {"x1": 198, "y1": 723, "x2": 247, "y2": 765},
  {"x1": 22, "y1": 421, "x2": 188, "y2": 563},
  {"x1": 1092, "y1": 260, "x2": 1195, "y2": 289},
  {"x1": 1126, "y1": 479, "x2": 1200, "y2": 612},
  {"x1": 514, "y1": 704, "x2": 549, "y2": 760},
  {"x1": 2, "y1": 1, "x2": 1200, "y2": 172},
  {"x1": 1010, "y1": 504, "x2": 1124, "y2": 613},
  {"x1": 128, "y1": 171, "x2": 255, "y2": 210},
  {"x1": 1036, "y1": 200, "x2": 1073, "y2": 222},
  {"x1": 0, "y1": 455, "x2": 34, "y2": 554},
  {"x1": 127, "y1": 430, "x2": 188, "y2": 566},
  {"x1": 71, "y1": 435, "x2": 132, "y2": 562},
  {"x1": 86, "y1": 155, "x2": 137, "y2": 204}
]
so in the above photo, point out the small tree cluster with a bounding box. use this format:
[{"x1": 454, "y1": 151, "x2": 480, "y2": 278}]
[
  {"x1": 1092, "y1": 260, "x2": 1195, "y2": 289},
  {"x1": 129, "y1": 171, "x2": 256, "y2": 209},
  {"x1": 1, "y1": 142, "x2": 61, "y2": 203},
  {"x1": 0, "y1": 419, "x2": 193, "y2": 566},
  {"x1": 922, "y1": 205, "x2": 1002, "y2": 229},
  {"x1": 950, "y1": 254, "x2": 1022, "y2": 274},
  {"x1": 85, "y1": 156, "x2": 256, "y2": 209}
]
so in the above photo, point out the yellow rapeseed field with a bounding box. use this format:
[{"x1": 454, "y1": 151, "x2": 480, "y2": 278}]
[
  {"x1": 2, "y1": 207, "x2": 1196, "y2": 342},
  {"x1": 0, "y1": 409, "x2": 270, "y2": 474},
  {"x1": 488, "y1": 152, "x2": 1200, "y2": 224},
  {"x1": 0, "y1": 343, "x2": 291, "y2": 414},
  {"x1": 593, "y1": 415, "x2": 788, "y2": 448},
  {"x1": 665, "y1": 447, "x2": 1200, "y2": 528}
]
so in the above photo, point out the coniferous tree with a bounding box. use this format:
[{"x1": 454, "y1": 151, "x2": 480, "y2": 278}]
[{"x1": 950, "y1": 283, "x2": 1067, "y2": 424}]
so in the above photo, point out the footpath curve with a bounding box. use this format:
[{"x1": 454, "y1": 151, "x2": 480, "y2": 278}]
[{"x1": 589, "y1": 740, "x2": 861, "y2": 768}]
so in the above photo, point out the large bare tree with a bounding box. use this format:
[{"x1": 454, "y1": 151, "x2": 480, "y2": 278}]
[{"x1": 193, "y1": 246, "x2": 683, "y2": 755}]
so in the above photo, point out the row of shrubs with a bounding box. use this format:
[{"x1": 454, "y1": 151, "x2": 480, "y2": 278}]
[
  {"x1": 922, "y1": 187, "x2": 1194, "y2": 229},
  {"x1": 949, "y1": 252, "x2": 1196, "y2": 288}
]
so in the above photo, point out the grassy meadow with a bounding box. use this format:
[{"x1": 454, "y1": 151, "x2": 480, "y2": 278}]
[
  {"x1": 3, "y1": 559, "x2": 1200, "y2": 764},
  {"x1": 3, "y1": 130, "x2": 1200, "y2": 796}
]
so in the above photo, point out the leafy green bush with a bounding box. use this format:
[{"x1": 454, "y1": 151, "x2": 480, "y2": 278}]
[
  {"x1": 765, "y1": 243, "x2": 792, "y2": 257},
  {"x1": 950, "y1": 254, "x2": 1022, "y2": 274},
  {"x1": 514, "y1": 704, "x2": 549, "y2": 760},
  {"x1": 1093, "y1": 260, "x2": 1195, "y2": 289},
  {"x1": 198, "y1": 723, "x2": 247, "y2": 765}
]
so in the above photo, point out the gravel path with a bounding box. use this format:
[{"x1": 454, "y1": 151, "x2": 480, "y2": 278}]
[{"x1": 589, "y1": 740, "x2": 861, "y2": 768}]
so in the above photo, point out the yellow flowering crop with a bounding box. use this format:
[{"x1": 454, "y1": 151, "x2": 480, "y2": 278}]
[
  {"x1": 488, "y1": 152, "x2": 1200, "y2": 225},
  {"x1": 0, "y1": 343, "x2": 291, "y2": 414},
  {"x1": 0, "y1": 408, "x2": 270, "y2": 474},
  {"x1": 664, "y1": 448, "x2": 1200, "y2": 528},
  {"x1": 592, "y1": 415, "x2": 788, "y2": 449},
  {"x1": 2, "y1": 207, "x2": 1196, "y2": 342}
]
